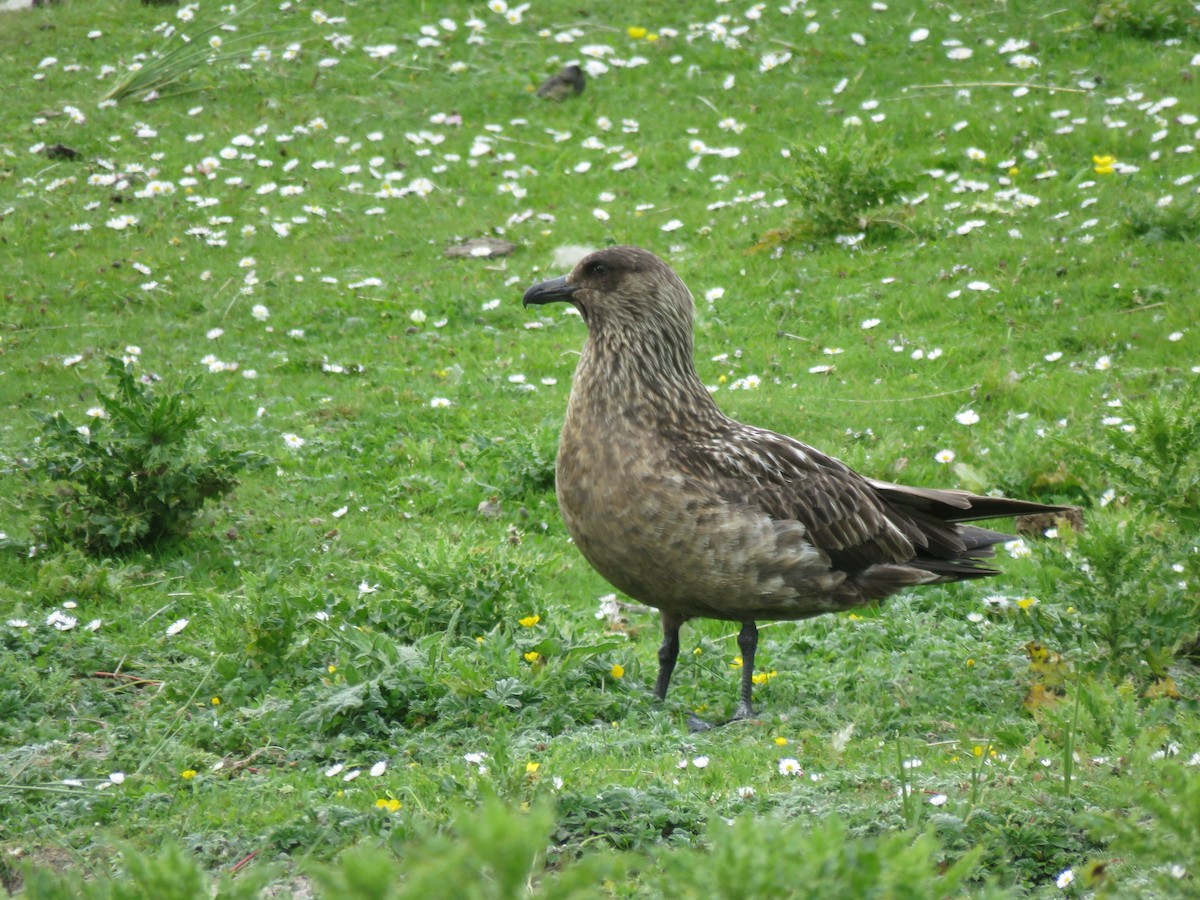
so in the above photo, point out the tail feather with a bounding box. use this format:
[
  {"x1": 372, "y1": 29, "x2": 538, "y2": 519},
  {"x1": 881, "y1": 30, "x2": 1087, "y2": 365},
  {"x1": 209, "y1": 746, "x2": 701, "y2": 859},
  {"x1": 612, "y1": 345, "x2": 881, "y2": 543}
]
[
  {"x1": 868, "y1": 480, "x2": 1074, "y2": 584},
  {"x1": 869, "y1": 479, "x2": 1071, "y2": 524}
]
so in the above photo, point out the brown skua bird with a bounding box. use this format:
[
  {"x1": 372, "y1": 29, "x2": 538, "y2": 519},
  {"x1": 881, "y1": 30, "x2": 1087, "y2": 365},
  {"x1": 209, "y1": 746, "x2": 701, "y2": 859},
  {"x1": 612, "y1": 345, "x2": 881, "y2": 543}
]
[{"x1": 524, "y1": 246, "x2": 1070, "y2": 730}]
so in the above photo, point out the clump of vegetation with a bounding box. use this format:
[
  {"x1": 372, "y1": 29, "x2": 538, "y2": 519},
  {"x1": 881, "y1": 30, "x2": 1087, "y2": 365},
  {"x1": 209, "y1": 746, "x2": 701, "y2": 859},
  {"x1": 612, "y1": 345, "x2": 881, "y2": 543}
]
[
  {"x1": 1016, "y1": 386, "x2": 1200, "y2": 681},
  {"x1": 16, "y1": 841, "x2": 274, "y2": 900},
  {"x1": 1123, "y1": 194, "x2": 1200, "y2": 243},
  {"x1": 102, "y1": 12, "x2": 261, "y2": 102},
  {"x1": 20, "y1": 358, "x2": 253, "y2": 554},
  {"x1": 766, "y1": 135, "x2": 911, "y2": 244},
  {"x1": 1092, "y1": 0, "x2": 1200, "y2": 39},
  {"x1": 1074, "y1": 383, "x2": 1200, "y2": 527},
  {"x1": 1027, "y1": 513, "x2": 1199, "y2": 681}
]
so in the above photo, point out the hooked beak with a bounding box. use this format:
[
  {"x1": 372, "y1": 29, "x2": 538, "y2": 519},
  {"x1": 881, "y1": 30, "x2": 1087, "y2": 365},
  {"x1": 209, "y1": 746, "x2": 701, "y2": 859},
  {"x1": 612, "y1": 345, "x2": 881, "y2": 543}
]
[{"x1": 522, "y1": 275, "x2": 578, "y2": 307}]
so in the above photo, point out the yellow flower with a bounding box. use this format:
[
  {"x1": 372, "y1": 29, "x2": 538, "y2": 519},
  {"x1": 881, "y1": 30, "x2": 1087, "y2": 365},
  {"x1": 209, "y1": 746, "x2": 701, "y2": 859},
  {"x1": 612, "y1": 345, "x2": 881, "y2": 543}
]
[
  {"x1": 523, "y1": 650, "x2": 540, "y2": 663},
  {"x1": 692, "y1": 647, "x2": 702, "y2": 656},
  {"x1": 774, "y1": 736, "x2": 788, "y2": 746},
  {"x1": 327, "y1": 664, "x2": 337, "y2": 674},
  {"x1": 181, "y1": 769, "x2": 198, "y2": 780},
  {"x1": 972, "y1": 745, "x2": 984, "y2": 757},
  {"x1": 375, "y1": 798, "x2": 402, "y2": 812},
  {"x1": 1008, "y1": 166, "x2": 1019, "y2": 176},
  {"x1": 526, "y1": 761, "x2": 540, "y2": 775},
  {"x1": 752, "y1": 670, "x2": 778, "y2": 685},
  {"x1": 210, "y1": 697, "x2": 221, "y2": 706},
  {"x1": 729, "y1": 655, "x2": 743, "y2": 668},
  {"x1": 1016, "y1": 596, "x2": 1038, "y2": 611},
  {"x1": 646, "y1": 33, "x2": 659, "y2": 42},
  {"x1": 1093, "y1": 154, "x2": 1116, "y2": 174},
  {"x1": 518, "y1": 614, "x2": 541, "y2": 628},
  {"x1": 610, "y1": 663, "x2": 625, "y2": 679},
  {"x1": 627, "y1": 26, "x2": 647, "y2": 39},
  {"x1": 967, "y1": 658, "x2": 975, "y2": 667},
  {"x1": 847, "y1": 613, "x2": 861, "y2": 620}
]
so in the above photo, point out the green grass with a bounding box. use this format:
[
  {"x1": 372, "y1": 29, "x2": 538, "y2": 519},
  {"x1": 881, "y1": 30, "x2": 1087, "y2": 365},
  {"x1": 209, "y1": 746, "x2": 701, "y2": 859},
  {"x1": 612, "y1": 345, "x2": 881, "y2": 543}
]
[{"x1": 1, "y1": 0, "x2": 1198, "y2": 896}]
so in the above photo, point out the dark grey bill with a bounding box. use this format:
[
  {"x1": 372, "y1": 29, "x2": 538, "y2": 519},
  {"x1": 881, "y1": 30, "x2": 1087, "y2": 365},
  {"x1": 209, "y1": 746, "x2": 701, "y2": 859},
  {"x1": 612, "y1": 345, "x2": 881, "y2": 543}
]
[{"x1": 522, "y1": 275, "x2": 577, "y2": 307}]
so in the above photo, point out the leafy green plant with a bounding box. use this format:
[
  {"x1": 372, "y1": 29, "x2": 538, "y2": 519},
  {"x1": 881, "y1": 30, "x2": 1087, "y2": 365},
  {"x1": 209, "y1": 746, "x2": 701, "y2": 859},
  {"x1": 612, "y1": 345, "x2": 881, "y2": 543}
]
[
  {"x1": 1123, "y1": 194, "x2": 1200, "y2": 242},
  {"x1": 17, "y1": 841, "x2": 273, "y2": 899},
  {"x1": 1088, "y1": 763, "x2": 1200, "y2": 895},
  {"x1": 1006, "y1": 386, "x2": 1200, "y2": 679},
  {"x1": 466, "y1": 428, "x2": 559, "y2": 501},
  {"x1": 363, "y1": 542, "x2": 547, "y2": 638},
  {"x1": 20, "y1": 358, "x2": 253, "y2": 554},
  {"x1": 293, "y1": 628, "x2": 441, "y2": 735},
  {"x1": 1072, "y1": 384, "x2": 1200, "y2": 526},
  {"x1": 769, "y1": 135, "x2": 911, "y2": 242},
  {"x1": 1021, "y1": 512, "x2": 1198, "y2": 681},
  {"x1": 308, "y1": 799, "x2": 623, "y2": 899},
  {"x1": 1092, "y1": 0, "x2": 1200, "y2": 39},
  {"x1": 646, "y1": 816, "x2": 989, "y2": 899}
]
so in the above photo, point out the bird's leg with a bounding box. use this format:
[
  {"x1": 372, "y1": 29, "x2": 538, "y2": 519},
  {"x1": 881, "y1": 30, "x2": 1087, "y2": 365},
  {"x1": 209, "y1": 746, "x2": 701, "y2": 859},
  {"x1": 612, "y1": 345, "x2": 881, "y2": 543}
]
[
  {"x1": 686, "y1": 621, "x2": 761, "y2": 733},
  {"x1": 732, "y1": 621, "x2": 758, "y2": 721},
  {"x1": 653, "y1": 612, "x2": 683, "y2": 701}
]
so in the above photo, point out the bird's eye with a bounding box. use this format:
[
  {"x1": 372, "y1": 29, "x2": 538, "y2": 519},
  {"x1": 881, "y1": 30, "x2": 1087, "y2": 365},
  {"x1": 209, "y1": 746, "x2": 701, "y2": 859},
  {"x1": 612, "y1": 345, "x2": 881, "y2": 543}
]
[{"x1": 591, "y1": 262, "x2": 609, "y2": 277}]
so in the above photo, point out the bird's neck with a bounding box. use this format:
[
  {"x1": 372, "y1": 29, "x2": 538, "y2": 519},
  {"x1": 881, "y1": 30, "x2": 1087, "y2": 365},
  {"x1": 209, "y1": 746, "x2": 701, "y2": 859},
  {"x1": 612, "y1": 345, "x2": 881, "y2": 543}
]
[{"x1": 567, "y1": 327, "x2": 728, "y2": 436}]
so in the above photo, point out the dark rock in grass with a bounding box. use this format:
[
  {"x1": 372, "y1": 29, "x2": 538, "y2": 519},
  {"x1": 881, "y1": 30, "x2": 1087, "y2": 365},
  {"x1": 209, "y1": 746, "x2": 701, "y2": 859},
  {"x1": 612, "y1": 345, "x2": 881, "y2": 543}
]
[
  {"x1": 536, "y1": 64, "x2": 586, "y2": 102},
  {"x1": 43, "y1": 143, "x2": 80, "y2": 161}
]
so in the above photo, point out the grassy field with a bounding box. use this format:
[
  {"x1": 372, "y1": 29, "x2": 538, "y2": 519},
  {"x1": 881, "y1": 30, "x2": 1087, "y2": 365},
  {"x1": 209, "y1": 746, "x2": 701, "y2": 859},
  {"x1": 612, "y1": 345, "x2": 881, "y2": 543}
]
[{"x1": 1, "y1": 0, "x2": 1198, "y2": 896}]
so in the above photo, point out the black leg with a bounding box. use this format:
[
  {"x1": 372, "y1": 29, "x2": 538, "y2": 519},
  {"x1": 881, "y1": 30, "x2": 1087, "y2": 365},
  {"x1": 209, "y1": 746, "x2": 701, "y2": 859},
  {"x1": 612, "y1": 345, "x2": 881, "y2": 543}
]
[
  {"x1": 733, "y1": 621, "x2": 758, "y2": 721},
  {"x1": 653, "y1": 612, "x2": 683, "y2": 701},
  {"x1": 685, "y1": 620, "x2": 761, "y2": 733}
]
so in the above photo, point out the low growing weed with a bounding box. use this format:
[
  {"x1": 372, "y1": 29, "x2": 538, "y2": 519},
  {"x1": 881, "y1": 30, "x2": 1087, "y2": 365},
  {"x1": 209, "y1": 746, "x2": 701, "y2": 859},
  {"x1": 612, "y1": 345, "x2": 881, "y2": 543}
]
[{"x1": 18, "y1": 358, "x2": 254, "y2": 554}]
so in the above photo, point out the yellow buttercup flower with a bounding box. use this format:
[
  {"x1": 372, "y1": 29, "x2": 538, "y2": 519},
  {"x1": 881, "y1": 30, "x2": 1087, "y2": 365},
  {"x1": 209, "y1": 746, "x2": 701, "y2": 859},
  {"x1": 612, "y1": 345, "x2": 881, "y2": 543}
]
[
  {"x1": 610, "y1": 663, "x2": 625, "y2": 679},
  {"x1": 526, "y1": 761, "x2": 540, "y2": 774},
  {"x1": 1093, "y1": 154, "x2": 1116, "y2": 174},
  {"x1": 375, "y1": 798, "x2": 402, "y2": 812},
  {"x1": 774, "y1": 736, "x2": 788, "y2": 746},
  {"x1": 518, "y1": 614, "x2": 541, "y2": 628},
  {"x1": 627, "y1": 26, "x2": 647, "y2": 39},
  {"x1": 181, "y1": 769, "x2": 198, "y2": 780},
  {"x1": 524, "y1": 650, "x2": 540, "y2": 663}
]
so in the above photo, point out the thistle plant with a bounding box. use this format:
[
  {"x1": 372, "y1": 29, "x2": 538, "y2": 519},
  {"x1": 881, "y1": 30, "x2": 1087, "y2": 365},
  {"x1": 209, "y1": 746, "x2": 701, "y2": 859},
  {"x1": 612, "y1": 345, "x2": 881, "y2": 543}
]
[{"x1": 20, "y1": 358, "x2": 253, "y2": 554}]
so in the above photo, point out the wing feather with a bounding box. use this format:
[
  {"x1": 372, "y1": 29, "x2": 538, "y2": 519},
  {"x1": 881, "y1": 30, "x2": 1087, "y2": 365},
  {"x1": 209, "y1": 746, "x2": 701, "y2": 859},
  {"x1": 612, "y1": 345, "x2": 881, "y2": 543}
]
[{"x1": 681, "y1": 425, "x2": 919, "y2": 570}]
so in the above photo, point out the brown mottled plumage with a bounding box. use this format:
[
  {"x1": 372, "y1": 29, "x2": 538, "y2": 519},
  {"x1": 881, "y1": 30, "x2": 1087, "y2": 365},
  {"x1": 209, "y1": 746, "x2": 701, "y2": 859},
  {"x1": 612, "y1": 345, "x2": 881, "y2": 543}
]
[
  {"x1": 536, "y1": 64, "x2": 585, "y2": 102},
  {"x1": 523, "y1": 246, "x2": 1069, "y2": 729}
]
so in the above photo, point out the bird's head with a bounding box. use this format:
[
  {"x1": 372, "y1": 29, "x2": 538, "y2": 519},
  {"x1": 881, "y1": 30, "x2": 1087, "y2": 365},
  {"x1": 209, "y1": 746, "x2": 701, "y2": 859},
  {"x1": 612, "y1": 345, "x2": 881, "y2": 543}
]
[{"x1": 522, "y1": 246, "x2": 694, "y2": 339}]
